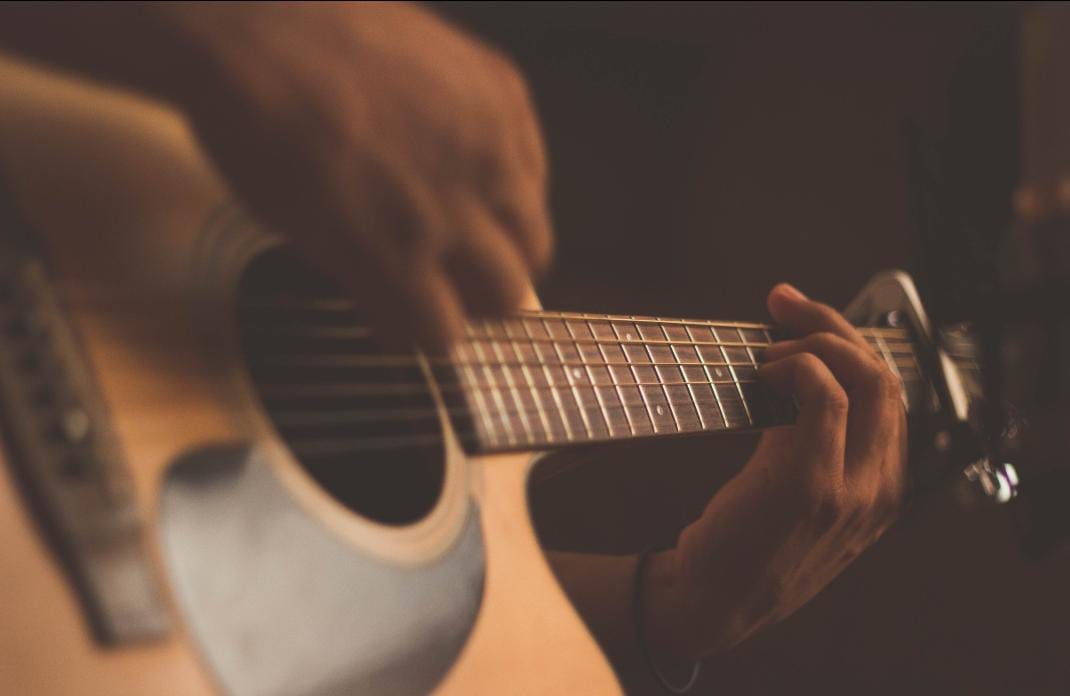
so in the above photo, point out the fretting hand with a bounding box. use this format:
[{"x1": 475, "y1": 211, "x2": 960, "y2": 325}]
[{"x1": 641, "y1": 283, "x2": 908, "y2": 667}]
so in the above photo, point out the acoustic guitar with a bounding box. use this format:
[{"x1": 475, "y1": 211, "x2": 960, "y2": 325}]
[{"x1": 0, "y1": 55, "x2": 993, "y2": 695}]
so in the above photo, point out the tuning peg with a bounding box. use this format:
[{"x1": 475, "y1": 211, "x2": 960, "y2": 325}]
[{"x1": 955, "y1": 459, "x2": 1020, "y2": 507}]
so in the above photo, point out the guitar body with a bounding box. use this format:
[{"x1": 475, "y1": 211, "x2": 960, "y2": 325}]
[{"x1": 0, "y1": 56, "x2": 620, "y2": 695}]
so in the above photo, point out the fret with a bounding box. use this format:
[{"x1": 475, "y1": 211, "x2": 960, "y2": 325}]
[
  {"x1": 546, "y1": 319, "x2": 596, "y2": 440},
  {"x1": 533, "y1": 309, "x2": 770, "y2": 332},
  {"x1": 516, "y1": 321, "x2": 574, "y2": 442},
  {"x1": 689, "y1": 382, "x2": 726, "y2": 430},
  {"x1": 657, "y1": 324, "x2": 702, "y2": 430},
  {"x1": 445, "y1": 311, "x2": 928, "y2": 453},
  {"x1": 715, "y1": 382, "x2": 750, "y2": 428},
  {"x1": 617, "y1": 384, "x2": 655, "y2": 434},
  {"x1": 665, "y1": 384, "x2": 703, "y2": 430},
  {"x1": 600, "y1": 341, "x2": 653, "y2": 434},
  {"x1": 556, "y1": 327, "x2": 607, "y2": 436},
  {"x1": 715, "y1": 327, "x2": 754, "y2": 426},
  {"x1": 588, "y1": 319, "x2": 617, "y2": 340},
  {"x1": 696, "y1": 344, "x2": 727, "y2": 364},
  {"x1": 451, "y1": 340, "x2": 504, "y2": 447},
  {"x1": 670, "y1": 343, "x2": 701, "y2": 363},
  {"x1": 739, "y1": 335, "x2": 775, "y2": 425},
  {"x1": 623, "y1": 343, "x2": 651, "y2": 363},
  {"x1": 662, "y1": 324, "x2": 691, "y2": 342},
  {"x1": 871, "y1": 332, "x2": 907, "y2": 407},
  {"x1": 558, "y1": 332, "x2": 611, "y2": 440},
  {"x1": 610, "y1": 321, "x2": 641, "y2": 342},
  {"x1": 469, "y1": 338, "x2": 521, "y2": 446},
  {"x1": 488, "y1": 337, "x2": 543, "y2": 445},
  {"x1": 643, "y1": 325, "x2": 683, "y2": 433},
  {"x1": 581, "y1": 319, "x2": 631, "y2": 436},
  {"x1": 509, "y1": 337, "x2": 562, "y2": 442},
  {"x1": 640, "y1": 384, "x2": 678, "y2": 432},
  {"x1": 458, "y1": 326, "x2": 783, "y2": 350},
  {"x1": 546, "y1": 363, "x2": 589, "y2": 440}
]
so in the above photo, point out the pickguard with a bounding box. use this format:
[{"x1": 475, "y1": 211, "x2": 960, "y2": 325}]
[{"x1": 159, "y1": 445, "x2": 484, "y2": 696}]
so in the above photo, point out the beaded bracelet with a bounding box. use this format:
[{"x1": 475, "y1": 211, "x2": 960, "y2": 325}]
[{"x1": 633, "y1": 548, "x2": 701, "y2": 694}]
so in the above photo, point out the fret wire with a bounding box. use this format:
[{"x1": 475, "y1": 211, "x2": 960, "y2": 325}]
[
  {"x1": 745, "y1": 329, "x2": 768, "y2": 423},
  {"x1": 525, "y1": 310, "x2": 773, "y2": 332},
  {"x1": 551, "y1": 323, "x2": 599, "y2": 440},
  {"x1": 247, "y1": 297, "x2": 909, "y2": 342},
  {"x1": 253, "y1": 354, "x2": 922, "y2": 374},
  {"x1": 642, "y1": 324, "x2": 682, "y2": 433},
  {"x1": 243, "y1": 298, "x2": 914, "y2": 343},
  {"x1": 672, "y1": 328, "x2": 713, "y2": 431},
  {"x1": 509, "y1": 334, "x2": 556, "y2": 443},
  {"x1": 699, "y1": 352, "x2": 730, "y2": 430},
  {"x1": 539, "y1": 314, "x2": 590, "y2": 436},
  {"x1": 536, "y1": 317, "x2": 583, "y2": 441},
  {"x1": 257, "y1": 375, "x2": 928, "y2": 401},
  {"x1": 660, "y1": 322, "x2": 698, "y2": 432},
  {"x1": 249, "y1": 324, "x2": 912, "y2": 352},
  {"x1": 598, "y1": 330, "x2": 652, "y2": 435},
  {"x1": 469, "y1": 337, "x2": 519, "y2": 446},
  {"x1": 450, "y1": 342, "x2": 501, "y2": 447},
  {"x1": 673, "y1": 337, "x2": 718, "y2": 430},
  {"x1": 872, "y1": 332, "x2": 910, "y2": 408},
  {"x1": 722, "y1": 327, "x2": 753, "y2": 427},
  {"x1": 581, "y1": 318, "x2": 631, "y2": 437},
  {"x1": 485, "y1": 326, "x2": 537, "y2": 445},
  {"x1": 588, "y1": 316, "x2": 636, "y2": 436}
]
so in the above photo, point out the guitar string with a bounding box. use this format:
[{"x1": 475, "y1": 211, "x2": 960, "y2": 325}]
[
  {"x1": 237, "y1": 300, "x2": 973, "y2": 454},
  {"x1": 253, "y1": 368, "x2": 931, "y2": 451}
]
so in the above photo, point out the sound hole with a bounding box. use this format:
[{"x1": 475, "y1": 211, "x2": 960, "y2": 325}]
[{"x1": 235, "y1": 248, "x2": 445, "y2": 525}]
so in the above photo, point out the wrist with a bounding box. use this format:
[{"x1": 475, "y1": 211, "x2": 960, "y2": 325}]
[{"x1": 637, "y1": 549, "x2": 705, "y2": 679}]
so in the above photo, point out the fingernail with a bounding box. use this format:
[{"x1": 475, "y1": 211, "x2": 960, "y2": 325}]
[{"x1": 776, "y1": 283, "x2": 806, "y2": 301}]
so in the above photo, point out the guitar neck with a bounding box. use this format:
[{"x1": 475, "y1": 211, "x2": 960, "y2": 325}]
[{"x1": 444, "y1": 310, "x2": 926, "y2": 453}]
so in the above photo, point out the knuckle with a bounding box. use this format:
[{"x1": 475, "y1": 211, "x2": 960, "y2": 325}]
[
  {"x1": 753, "y1": 573, "x2": 788, "y2": 618},
  {"x1": 809, "y1": 331, "x2": 840, "y2": 349},
  {"x1": 880, "y1": 368, "x2": 903, "y2": 402},
  {"x1": 486, "y1": 49, "x2": 532, "y2": 105},
  {"x1": 813, "y1": 493, "x2": 846, "y2": 531},
  {"x1": 794, "y1": 351, "x2": 826, "y2": 376},
  {"x1": 822, "y1": 382, "x2": 850, "y2": 414},
  {"x1": 811, "y1": 301, "x2": 842, "y2": 324},
  {"x1": 875, "y1": 479, "x2": 905, "y2": 520}
]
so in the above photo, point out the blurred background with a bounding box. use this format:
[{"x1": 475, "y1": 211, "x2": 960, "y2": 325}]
[{"x1": 438, "y1": 3, "x2": 1069, "y2": 694}]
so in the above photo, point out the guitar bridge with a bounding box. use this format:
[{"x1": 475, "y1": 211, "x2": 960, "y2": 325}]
[{"x1": 0, "y1": 191, "x2": 169, "y2": 645}]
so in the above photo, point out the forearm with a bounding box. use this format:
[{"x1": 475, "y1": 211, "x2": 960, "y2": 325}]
[
  {"x1": 0, "y1": 3, "x2": 209, "y2": 105},
  {"x1": 548, "y1": 550, "x2": 702, "y2": 694}
]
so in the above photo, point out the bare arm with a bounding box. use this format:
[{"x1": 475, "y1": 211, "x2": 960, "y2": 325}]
[
  {"x1": 0, "y1": 7, "x2": 905, "y2": 690},
  {"x1": 0, "y1": 2, "x2": 551, "y2": 348},
  {"x1": 552, "y1": 284, "x2": 906, "y2": 693}
]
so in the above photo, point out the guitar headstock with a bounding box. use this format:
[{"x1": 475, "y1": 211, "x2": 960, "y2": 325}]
[{"x1": 846, "y1": 271, "x2": 1019, "y2": 507}]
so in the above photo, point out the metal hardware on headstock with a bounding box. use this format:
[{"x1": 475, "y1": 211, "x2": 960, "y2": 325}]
[{"x1": 845, "y1": 271, "x2": 1018, "y2": 507}]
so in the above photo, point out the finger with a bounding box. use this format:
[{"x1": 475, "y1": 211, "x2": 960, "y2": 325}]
[
  {"x1": 443, "y1": 199, "x2": 533, "y2": 316},
  {"x1": 758, "y1": 353, "x2": 848, "y2": 487},
  {"x1": 480, "y1": 158, "x2": 554, "y2": 274},
  {"x1": 289, "y1": 215, "x2": 466, "y2": 352},
  {"x1": 331, "y1": 252, "x2": 466, "y2": 353},
  {"x1": 763, "y1": 333, "x2": 902, "y2": 471},
  {"x1": 766, "y1": 284, "x2": 871, "y2": 352}
]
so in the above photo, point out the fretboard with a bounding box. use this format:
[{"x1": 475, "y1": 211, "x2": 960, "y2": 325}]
[{"x1": 444, "y1": 310, "x2": 925, "y2": 453}]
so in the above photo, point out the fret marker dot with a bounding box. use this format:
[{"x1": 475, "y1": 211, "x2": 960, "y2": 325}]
[
  {"x1": 655, "y1": 404, "x2": 665, "y2": 416},
  {"x1": 572, "y1": 368, "x2": 583, "y2": 380},
  {"x1": 625, "y1": 332, "x2": 634, "y2": 340},
  {"x1": 715, "y1": 368, "x2": 724, "y2": 378}
]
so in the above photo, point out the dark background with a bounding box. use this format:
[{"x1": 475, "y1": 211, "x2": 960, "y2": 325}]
[{"x1": 439, "y1": 3, "x2": 1070, "y2": 694}]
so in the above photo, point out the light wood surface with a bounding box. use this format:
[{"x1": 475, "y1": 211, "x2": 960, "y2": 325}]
[{"x1": 0, "y1": 55, "x2": 619, "y2": 695}]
